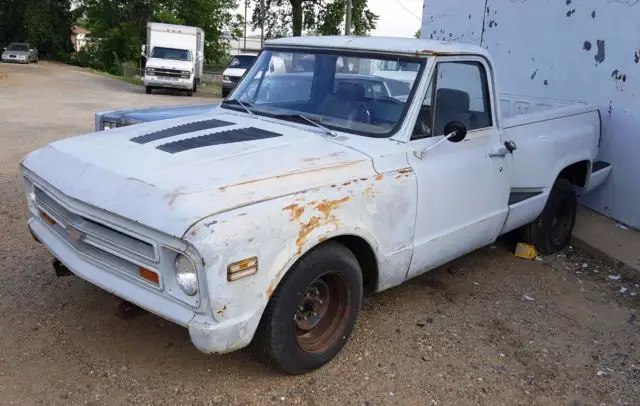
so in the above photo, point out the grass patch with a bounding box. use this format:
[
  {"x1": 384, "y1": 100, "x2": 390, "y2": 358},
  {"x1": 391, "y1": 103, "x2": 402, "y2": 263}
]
[{"x1": 89, "y1": 69, "x2": 144, "y2": 86}]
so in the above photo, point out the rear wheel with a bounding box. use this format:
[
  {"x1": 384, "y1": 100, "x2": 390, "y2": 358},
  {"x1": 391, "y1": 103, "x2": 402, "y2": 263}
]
[
  {"x1": 252, "y1": 241, "x2": 363, "y2": 375},
  {"x1": 521, "y1": 178, "x2": 577, "y2": 255},
  {"x1": 192, "y1": 79, "x2": 197, "y2": 93},
  {"x1": 145, "y1": 86, "x2": 152, "y2": 94}
]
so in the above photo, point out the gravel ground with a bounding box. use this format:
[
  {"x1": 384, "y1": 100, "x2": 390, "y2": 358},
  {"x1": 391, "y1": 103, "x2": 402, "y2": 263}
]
[{"x1": 1, "y1": 61, "x2": 638, "y2": 405}]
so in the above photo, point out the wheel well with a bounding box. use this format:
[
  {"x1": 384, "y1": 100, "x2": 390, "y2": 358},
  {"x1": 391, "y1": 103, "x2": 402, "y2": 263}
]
[
  {"x1": 331, "y1": 235, "x2": 379, "y2": 294},
  {"x1": 558, "y1": 160, "x2": 590, "y2": 187}
]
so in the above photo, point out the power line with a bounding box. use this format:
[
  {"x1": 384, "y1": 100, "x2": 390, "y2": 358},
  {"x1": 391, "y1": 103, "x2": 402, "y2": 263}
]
[{"x1": 393, "y1": 0, "x2": 422, "y2": 21}]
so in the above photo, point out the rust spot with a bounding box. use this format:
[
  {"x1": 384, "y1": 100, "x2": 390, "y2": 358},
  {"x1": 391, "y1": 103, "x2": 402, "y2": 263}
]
[
  {"x1": 308, "y1": 200, "x2": 317, "y2": 205},
  {"x1": 216, "y1": 305, "x2": 227, "y2": 316},
  {"x1": 331, "y1": 184, "x2": 337, "y2": 188},
  {"x1": 315, "y1": 197, "x2": 350, "y2": 220},
  {"x1": 343, "y1": 181, "x2": 353, "y2": 186},
  {"x1": 218, "y1": 186, "x2": 226, "y2": 192},
  {"x1": 365, "y1": 185, "x2": 375, "y2": 197},
  {"x1": 398, "y1": 168, "x2": 412, "y2": 175},
  {"x1": 294, "y1": 197, "x2": 351, "y2": 255},
  {"x1": 282, "y1": 204, "x2": 305, "y2": 221},
  {"x1": 296, "y1": 216, "x2": 321, "y2": 255},
  {"x1": 360, "y1": 178, "x2": 367, "y2": 182},
  {"x1": 375, "y1": 174, "x2": 384, "y2": 181},
  {"x1": 318, "y1": 235, "x2": 329, "y2": 243}
]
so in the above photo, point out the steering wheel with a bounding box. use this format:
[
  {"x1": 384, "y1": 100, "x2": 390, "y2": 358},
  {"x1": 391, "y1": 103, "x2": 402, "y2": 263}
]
[{"x1": 367, "y1": 96, "x2": 404, "y2": 123}]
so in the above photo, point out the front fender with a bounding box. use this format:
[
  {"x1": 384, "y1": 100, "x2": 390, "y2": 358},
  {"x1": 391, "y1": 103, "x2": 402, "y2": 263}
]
[{"x1": 183, "y1": 168, "x2": 418, "y2": 349}]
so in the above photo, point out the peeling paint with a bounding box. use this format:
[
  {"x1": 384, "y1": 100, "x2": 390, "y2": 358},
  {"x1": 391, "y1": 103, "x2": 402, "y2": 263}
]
[
  {"x1": 544, "y1": 80, "x2": 549, "y2": 86},
  {"x1": 591, "y1": 10, "x2": 596, "y2": 18},
  {"x1": 375, "y1": 174, "x2": 384, "y2": 181},
  {"x1": 634, "y1": 50, "x2": 640, "y2": 64},
  {"x1": 282, "y1": 203, "x2": 305, "y2": 221},
  {"x1": 566, "y1": 9, "x2": 576, "y2": 17},
  {"x1": 594, "y1": 40, "x2": 606, "y2": 64},
  {"x1": 530, "y1": 69, "x2": 538, "y2": 80},
  {"x1": 583, "y1": 41, "x2": 592, "y2": 51}
]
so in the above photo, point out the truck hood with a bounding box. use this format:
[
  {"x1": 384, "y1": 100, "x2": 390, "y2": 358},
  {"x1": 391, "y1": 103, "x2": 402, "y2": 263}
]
[
  {"x1": 146, "y1": 58, "x2": 193, "y2": 71},
  {"x1": 23, "y1": 111, "x2": 373, "y2": 237}
]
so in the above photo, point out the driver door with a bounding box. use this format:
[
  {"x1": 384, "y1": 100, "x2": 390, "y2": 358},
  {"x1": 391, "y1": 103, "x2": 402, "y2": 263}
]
[{"x1": 405, "y1": 56, "x2": 511, "y2": 280}]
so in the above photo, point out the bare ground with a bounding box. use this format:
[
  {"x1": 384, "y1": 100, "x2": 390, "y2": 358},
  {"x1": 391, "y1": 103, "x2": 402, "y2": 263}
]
[{"x1": 0, "y1": 61, "x2": 638, "y2": 406}]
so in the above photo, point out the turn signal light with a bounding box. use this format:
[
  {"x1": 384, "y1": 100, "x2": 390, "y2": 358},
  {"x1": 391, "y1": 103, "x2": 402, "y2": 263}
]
[
  {"x1": 41, "y1": 211, "x2": 56, "y2": 225},
  {"x1": 139, "y1": 267, "x2": 160, "y2": 285},
  {"x1": 227, "y1": 257, "x2": 258, "y2": 281}
]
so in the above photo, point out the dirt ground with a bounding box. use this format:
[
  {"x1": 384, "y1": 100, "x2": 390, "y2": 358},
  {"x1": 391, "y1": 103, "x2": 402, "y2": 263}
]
[{"x1": 0, "y1": 62, "x2": 638, "y2": 406}]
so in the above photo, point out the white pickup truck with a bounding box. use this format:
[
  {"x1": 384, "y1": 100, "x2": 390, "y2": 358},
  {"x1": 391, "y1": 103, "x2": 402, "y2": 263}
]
[{"x1": 20, "y1": 36, "x2": 612, "y2": 374}]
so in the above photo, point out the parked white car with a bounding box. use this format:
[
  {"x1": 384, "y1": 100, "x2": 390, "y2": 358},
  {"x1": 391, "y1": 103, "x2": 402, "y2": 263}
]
[{"x1": 21, "y1": 36, "x2": 611, "y2": 374}]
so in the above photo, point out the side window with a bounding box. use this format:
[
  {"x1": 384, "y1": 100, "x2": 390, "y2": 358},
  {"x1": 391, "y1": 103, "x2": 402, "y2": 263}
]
[
  {"x1": 432, "y1": 61, "x2": 492, "y2": 136},
  {"x1": 412, "y1": 78, "x2": 435, "y2": 139}
]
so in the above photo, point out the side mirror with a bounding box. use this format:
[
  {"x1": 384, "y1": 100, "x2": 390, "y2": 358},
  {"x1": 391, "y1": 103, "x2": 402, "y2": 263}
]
[{"x1": 443, "y1": 121, "x2": 468, "y2": 143}]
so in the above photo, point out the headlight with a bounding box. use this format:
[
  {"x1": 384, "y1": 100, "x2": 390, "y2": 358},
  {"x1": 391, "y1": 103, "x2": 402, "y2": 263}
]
[
  {"x1": 181, "y1": 70, "x2": 191, "y2": 79},
  {"x1": 145, "y1": 68, "x2": 155, "y2": 75},
  {"x1": 223, "y1": 75, "x2": 230, "y2": 81},
  {"x1": 174, "y1": 254, "x2": 198, "y2": 296},
  {"x1": 23, "y1": 177, "x2": 38, "y2": 216},
  {"x1": 102, "y1": 121, "x2": 116, "y2": 130}
]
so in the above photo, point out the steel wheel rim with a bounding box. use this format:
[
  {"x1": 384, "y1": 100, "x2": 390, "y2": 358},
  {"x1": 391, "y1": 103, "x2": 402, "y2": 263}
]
[{"x1": 294, "y1": 272, "x2": 351, "y2": 353}]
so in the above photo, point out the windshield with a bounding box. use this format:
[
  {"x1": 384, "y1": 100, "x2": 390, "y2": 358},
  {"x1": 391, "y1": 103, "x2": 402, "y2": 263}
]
[
  {"x1": 7, "y1": 43, "x2": 29, "y2": 51},
  {"x1": 151, "y1": 47, "x2": 191, "y2": 61},
  {"x1": 228, "y1": 55, "x2": 256, "y2": 69},
  {"x1": 223, "y1": 50, "x2": 423, "y2": 137}
]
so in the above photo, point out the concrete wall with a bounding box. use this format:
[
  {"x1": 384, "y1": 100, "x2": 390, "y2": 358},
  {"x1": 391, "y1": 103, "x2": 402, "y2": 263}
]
[{"x1": 421, "y1": 0, "x2": 640, "y2": 228}]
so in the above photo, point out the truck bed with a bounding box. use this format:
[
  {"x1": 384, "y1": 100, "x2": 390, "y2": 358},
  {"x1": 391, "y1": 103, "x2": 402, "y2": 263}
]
[{"x1": 499, "y1": 94, "x2": 598, "y2": 128}]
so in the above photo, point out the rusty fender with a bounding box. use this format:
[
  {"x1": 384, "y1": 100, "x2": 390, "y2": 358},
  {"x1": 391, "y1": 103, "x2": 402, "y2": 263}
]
[{"x1": 183, "y1": 169, "x2": 418, "y2": 353}]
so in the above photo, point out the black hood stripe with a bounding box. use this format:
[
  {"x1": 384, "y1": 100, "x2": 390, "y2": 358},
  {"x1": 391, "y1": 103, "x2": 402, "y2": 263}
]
[
  {"x1": 157, "y1": 127, "x2": 282, "y2": 153},
  {"x1": 130, "y1": 118, "x2": 234, "y2": 144}
]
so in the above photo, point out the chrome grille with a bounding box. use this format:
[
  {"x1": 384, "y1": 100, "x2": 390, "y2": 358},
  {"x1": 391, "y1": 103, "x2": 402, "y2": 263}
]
[{"x1": 34, "y1": 187, "x2": 157, "y2": 264}]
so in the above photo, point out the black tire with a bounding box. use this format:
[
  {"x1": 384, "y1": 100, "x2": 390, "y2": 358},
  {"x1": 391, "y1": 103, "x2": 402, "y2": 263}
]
[
  {"x1": 522, "y1": 178, "x2": 577, "y2": 255},
  {"x1": 252, "y1": 241, "x2": 363, "y2": 375},
  {"x1": 221, "y1": 88, "x2": 230, "y2": 98},
  {"x1": 145, "y1": 86, "x2": 152, "y2": 94},
  {"x1": 192, "y1": 79, "x2": 197, "y2": 93},
  {"x1": 186, "y1": 88, "x2": 193, "y2": 97}
]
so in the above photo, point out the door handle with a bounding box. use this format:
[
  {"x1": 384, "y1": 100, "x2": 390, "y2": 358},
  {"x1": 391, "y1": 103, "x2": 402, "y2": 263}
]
[
  {"x1": 489, "y1": 147, "x2": 508, "y2": 158},
  {"x1": 489, "y1": 140, "x2": 517, "y2": 158}
]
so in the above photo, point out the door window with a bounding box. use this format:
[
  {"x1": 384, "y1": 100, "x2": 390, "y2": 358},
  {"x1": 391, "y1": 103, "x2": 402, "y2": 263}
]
[{"x1": 412, "y1": 61, "x2": 493, "y2": 139}]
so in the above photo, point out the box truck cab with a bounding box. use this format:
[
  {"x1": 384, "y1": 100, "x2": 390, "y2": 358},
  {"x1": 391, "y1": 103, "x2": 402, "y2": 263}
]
[{"x1": 143, "y1": 22, "x2": 204, "y2": 96}]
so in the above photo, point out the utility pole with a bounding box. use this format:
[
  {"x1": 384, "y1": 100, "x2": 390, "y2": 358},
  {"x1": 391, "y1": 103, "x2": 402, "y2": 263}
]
[
  {"x1": 345, "y1": 0, "x2": 352, "y2": 35},
  {"x1": 243, "y1": 0, "x2": 248, "y2": 52},
  {"x1": 260, "y1": 0, "x2": 265, "y2": 48}
]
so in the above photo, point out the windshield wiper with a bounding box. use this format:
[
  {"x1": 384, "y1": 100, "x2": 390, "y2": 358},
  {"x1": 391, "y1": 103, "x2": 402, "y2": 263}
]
[
  {"x1": 222, "y1": 98, "x2": 256, "y2": 119},
  {"x1": 274, "y1": 113, "x2": 337, "y2": 138}
]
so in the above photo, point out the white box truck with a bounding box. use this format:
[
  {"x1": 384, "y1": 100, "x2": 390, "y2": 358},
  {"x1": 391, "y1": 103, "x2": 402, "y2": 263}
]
[{"x1": 142, "y1": 22, "x2": 204, "y2": 96}]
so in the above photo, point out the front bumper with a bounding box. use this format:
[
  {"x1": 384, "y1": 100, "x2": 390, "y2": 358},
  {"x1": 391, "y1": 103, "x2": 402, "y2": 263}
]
[
  {"x1": 28, "y1": 216, "x2": 258, "y2": 354},
  {"x1": 2, "y1": 57, "x2": 28, "y2": 63},
  {"x1": 221, "y1": 80, "x2": 239, "y2": 91},
  {"x1": 144, "y1": 76, "x2": 193, "y2": 90}
]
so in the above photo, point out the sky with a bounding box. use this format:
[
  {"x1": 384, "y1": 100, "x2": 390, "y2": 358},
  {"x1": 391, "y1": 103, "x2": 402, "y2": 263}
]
[{"x1": 237, "y1": 0, "x2": 424, "y2": 38}]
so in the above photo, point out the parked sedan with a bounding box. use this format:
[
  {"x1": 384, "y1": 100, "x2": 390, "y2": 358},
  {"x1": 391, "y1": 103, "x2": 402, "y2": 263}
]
[{"x1": 1, "y1": 43, "x2": 39, "y2": 64}]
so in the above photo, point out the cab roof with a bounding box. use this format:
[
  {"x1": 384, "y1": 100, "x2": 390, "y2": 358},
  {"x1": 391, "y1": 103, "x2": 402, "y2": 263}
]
[{"x1": 265, "y1": 36, "x2": 489, "y2": 58}]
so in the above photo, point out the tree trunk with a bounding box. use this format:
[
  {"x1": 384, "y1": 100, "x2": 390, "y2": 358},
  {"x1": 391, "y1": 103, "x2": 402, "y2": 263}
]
[{"x1": 291, "y1": 0, "x2": 303, "y2": 36}]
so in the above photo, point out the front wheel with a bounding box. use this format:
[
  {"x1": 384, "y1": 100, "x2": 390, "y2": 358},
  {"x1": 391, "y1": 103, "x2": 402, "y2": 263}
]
[
  {"x1": 145, "y1": 86, "x2": 152, "y2": 94},
  {"x1": 521, "y1": 178, "x2": 577, "y2": 255},
  {"x1": 252, "y1": 241, "x2": 363, "y2": 375}
]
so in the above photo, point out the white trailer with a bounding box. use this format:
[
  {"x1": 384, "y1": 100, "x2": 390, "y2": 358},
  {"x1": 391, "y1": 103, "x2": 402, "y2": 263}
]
[{"x1": 143, "y1": 22, "x2": 204, "y2": 96}]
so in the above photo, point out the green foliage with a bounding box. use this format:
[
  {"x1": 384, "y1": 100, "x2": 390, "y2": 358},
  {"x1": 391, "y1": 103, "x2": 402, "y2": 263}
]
[
  {"x1": 415, "y1": 29, "x2": 421, "y2": 39},
  {"x1": 0, "y1": 0, "x2": 72, "y2": 59},
  {"x1": 251, "y1": 0, "x2": 377, "y2": 38},
  {"x1": 77, "y1": 0, "x2": 243, "y2": 73}
]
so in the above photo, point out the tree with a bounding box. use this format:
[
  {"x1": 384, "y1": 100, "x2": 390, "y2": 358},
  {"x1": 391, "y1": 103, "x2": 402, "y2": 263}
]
[
  {"x1": 251, "y1": 0, "x2": 377, "y2": 38},
  {"x1": 78, "y1": 0, "x2": 243, "y2": 72},
  {"x1": 414, "y1": 29, "x2": 420, "y2": 39},
  {"x1": 0, "y1": 0, "x2": 72, "y2": 58}
]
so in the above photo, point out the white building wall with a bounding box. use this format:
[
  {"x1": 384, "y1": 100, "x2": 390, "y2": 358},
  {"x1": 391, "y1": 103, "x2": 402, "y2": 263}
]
[{"x1": 421, "y1": 0, "x2": 640, "y2": 228}]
